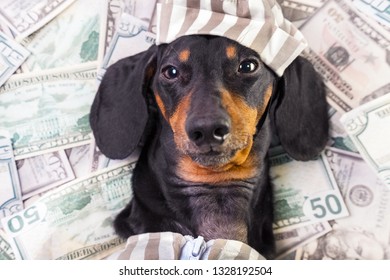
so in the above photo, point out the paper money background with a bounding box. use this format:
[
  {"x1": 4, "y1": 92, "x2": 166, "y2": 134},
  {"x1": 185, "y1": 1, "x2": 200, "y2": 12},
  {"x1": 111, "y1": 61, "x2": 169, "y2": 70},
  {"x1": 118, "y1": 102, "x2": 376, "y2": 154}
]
[{"x1": 0, "y1": 0, "x2": 389, "y2": 260}]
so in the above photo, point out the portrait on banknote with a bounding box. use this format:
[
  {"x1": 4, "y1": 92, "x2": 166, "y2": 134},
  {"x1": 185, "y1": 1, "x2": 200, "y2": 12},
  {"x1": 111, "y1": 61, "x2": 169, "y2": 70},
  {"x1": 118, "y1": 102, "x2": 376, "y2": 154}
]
[{"x1": 299, "y1": 223, "x2": 390, "y2": 260}]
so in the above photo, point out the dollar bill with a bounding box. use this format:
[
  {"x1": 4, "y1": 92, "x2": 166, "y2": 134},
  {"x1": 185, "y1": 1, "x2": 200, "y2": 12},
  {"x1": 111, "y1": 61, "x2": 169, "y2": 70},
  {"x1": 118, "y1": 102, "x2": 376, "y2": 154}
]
[
  {"x1": 275, "y1": 222, "x2": 331, "y2": 259},
  {"x1": 20, "y1": 0, "x2": 103, "y2": 72},
  {"x1": 270, "y1": 148, "x2": 349, "y2": 232},
  {"x1": 0, "y1": 229, "x2": 14, "y2": 260},
  {"x1": 0, "y1": 31, "x2": 30, "y2": 86},
  {"x1": 328, "y1": 103, "x2": 359, "y2": 152},
  {"x1": 98, "y1": 13, "x2": 155, "y2": 81},
  {"x1": 66, "y1": 144, "x2": 92, "y2": 178},
  {"x1": 89, "y1": 137, "x2": 140, "y2": 173},
  {"x1": 0, "y1": 21, "x2": 15, "y2": 38},
  {"x1": 0, "y1": 62, "x2": 98, "y2": 160},
  {"x1": 1, "y1": 163, "x2": 135, "y2": 260},
  {"x1": 278, "y1": 0, "x2": 324, "y2": 27},
  {"x1": 0, "y1": 136, "x2": 23, "y2": 220},
  {"x1": 298, "y1": 147, "x2": 390, "y2": 259},
  {"x1": 352, "y1": 0, "x2": 390, "y2": 28},
  {"x1": 340, "y1": 92, "x2": 390, "y2": 188},
  {"x1": 0, "y1": 0, "x2": 77, "y2": 40},
  {"x1": 17, "y1": 150, "x2": 75, "y2": 200},
  {"x1": 99, "y1": 0, "x2": 157, "y2": 58},
  {"x1": 300, "y1": 0, "x2": 390, "y2": 113}
]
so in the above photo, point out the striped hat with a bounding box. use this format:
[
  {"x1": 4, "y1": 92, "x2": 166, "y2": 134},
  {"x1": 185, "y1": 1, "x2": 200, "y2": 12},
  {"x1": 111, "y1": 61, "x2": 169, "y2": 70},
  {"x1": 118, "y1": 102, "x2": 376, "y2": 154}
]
[{"x1": 156, "y1": 0, "x2": 308, "y2": 76}]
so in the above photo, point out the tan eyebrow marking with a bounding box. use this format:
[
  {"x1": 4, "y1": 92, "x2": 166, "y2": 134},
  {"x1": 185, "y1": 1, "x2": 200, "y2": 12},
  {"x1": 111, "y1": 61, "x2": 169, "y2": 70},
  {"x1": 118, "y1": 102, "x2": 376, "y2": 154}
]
[
  {"x1": 226, "y1": 45, "x2": 237, "y2": 59},
  {"x1": 179, "y1": 49, "x2": 191, "y2": 62}
]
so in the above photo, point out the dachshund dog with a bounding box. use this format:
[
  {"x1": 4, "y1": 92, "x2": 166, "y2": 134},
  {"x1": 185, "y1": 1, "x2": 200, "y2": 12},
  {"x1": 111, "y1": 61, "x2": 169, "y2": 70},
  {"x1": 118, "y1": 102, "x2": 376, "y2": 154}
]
[{"x1": 90, "y1": 35, "x2": 328, "y2": 259}]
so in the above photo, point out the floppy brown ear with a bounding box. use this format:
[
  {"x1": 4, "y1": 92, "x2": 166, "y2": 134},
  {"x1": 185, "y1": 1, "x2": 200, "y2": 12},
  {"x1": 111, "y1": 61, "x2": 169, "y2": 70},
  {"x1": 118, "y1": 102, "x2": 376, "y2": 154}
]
[
  {"x1": 90, "y1": 45, "x2": 158, "y2": 159},
  {"x1": 273, "y1": 56, "x2": 329, "y2": 161}
]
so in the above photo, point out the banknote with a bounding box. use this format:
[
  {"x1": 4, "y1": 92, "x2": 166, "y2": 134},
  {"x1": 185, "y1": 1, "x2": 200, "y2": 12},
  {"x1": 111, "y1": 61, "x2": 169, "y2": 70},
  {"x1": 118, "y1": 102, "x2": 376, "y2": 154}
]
[
  {"x1": 340, "y1": 92, "x2": 390, "y2": 188},
  {"x1": 66, "y1": 144, "x2": 92, "y2": 178},
  {"x1": 0, "y1": 31, "x2": 30, "y2": 86},
  {"x1": 89, "y1": 137, "x2": 140, "y2": 173},
  {"x1": 296, "y1": 147, "x2": 390, "y2": 259},
  {"x1": 0, "y1": 22, "x2": 14, "y2": 38},
  {"x1": 1, "y1": 164, "x2": 135, "y2": 260},
  {"x1": 98, "y1": 13, "x2": 155, "y2": 81},
  {"x1": 0, "y1": 229, "x2": 14, "y2": 260},
  {"x1": 300, "y1": 0, "x2": 390, "y2": 113},
  {"x1": 0, "y1": 62, "x2": 98, "y2": 160},
  {"x1": 99, "y1": 0, "x2": 157, "y2": 59},
  {"x1": 275, "y1": 222, "x2": 331, "y2": 259},
  {"x1": 352, "y1": 0, "x2": 390, "y2": 28},
  {"x1": 20, "y1": 0, "x2": 103, "y2": 72},
  {"x1": 278, "y1": 0, "x2": 324, "y2": 27},
  {"x1": 270, "y1": 148, "x2": 349, "y2": 232},
  {"x1": 0, "y1": 136, "x2": 23, "y2": 220},
  {"x1": 328, "y1": 103, "x2": 359, "y2": 152},
  {"x1": 0, "y1": 0, "x2": 76, "y2": 40},
  {"x1": 17, "y1": 150, "x2": 75, "y2": 200}
]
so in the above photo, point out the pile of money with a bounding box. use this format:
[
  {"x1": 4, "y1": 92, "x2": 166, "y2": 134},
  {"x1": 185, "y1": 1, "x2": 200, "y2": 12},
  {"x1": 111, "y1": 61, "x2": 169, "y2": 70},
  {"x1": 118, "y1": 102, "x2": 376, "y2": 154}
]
[{"x1": 0, "y1": 0, "x2": 389, "y2": 260}]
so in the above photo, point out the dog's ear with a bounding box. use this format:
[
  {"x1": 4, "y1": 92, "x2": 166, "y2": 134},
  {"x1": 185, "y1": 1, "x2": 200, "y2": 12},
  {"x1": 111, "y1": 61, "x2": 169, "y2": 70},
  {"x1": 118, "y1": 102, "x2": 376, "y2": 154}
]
[
  {"x1": 272, "y1": 56, "x2": 329, "y2": 161},
  {"x1": 90, "y1": 45, "x2": 158, "y2": 159}
]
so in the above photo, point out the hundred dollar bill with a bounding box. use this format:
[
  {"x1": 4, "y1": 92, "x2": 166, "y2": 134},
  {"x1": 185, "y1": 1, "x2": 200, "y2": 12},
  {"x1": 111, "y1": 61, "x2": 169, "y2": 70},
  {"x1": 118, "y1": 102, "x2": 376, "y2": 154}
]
[
  {"x1": 99, "y1": 0, "x2": 157, "y2": 58},
  {"x1": 0, "y1": 62, "x2": 98, "y2": 160},
  {"x1": 270, "y1": 148, "x2": 349, "y2": 232},
  {"x1": 340, "y1": 92, "x2": 390, "y2": 188},
  {"x1": 0, "y1": 31, "x2": 30, "y2": 86},
  {"x1": 98, "y1": 13, "x2": 155, "y2": 81},
  {"x1": 0, "y1": 0, "x2": 76, "y2": 40},
  {"x1": 1, "y1": 164, "x2": 135, "y2": 260},
  {"x1": 0, "y1": 136, "x2": 23, "y2": 220},
  {"x1": 352, "y1": 0, "x2": 390, "y2": 28},
  {"x1": 0, "y1": 229, "x2": 15, "y2": 260},
  {"x1": 20, "y1": 0, "x2": 103, "y2": 72},
  {"x1": 300, "y1": 0, "x2": 390, "y2": 113},
  {"x1": 298, "y1": 148, "x2": 390, "y2": 259},
  {"x1": 275, "y1": 222, "x2": 331, "y2": 259},
  {"x1": 17, "y1": 150, "x2": 75, "y2": 199}
]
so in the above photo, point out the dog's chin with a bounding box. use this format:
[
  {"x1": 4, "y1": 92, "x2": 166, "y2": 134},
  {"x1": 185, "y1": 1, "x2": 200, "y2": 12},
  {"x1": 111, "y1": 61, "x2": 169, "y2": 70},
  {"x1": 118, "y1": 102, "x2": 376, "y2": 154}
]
[{"x1": 187, "y1": 149, "x2": 237, "y2": 168}]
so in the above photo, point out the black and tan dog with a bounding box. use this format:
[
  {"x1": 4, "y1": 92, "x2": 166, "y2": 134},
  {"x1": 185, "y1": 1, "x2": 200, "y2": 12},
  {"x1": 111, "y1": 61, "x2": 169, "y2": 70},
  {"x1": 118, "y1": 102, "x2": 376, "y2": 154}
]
[{"x1": 90, "y1": 35, "x2": 328, "y2": 259}]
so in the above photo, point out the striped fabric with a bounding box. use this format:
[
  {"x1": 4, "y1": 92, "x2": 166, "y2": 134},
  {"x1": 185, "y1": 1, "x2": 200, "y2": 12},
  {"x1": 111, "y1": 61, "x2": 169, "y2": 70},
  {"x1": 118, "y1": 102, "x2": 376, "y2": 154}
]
[
  {"x1": 110, "y1": 232, "x2": 265, "y2": 260},
  {"x1": 156, "y1": 0, "x2": 307, "y2": 76}
]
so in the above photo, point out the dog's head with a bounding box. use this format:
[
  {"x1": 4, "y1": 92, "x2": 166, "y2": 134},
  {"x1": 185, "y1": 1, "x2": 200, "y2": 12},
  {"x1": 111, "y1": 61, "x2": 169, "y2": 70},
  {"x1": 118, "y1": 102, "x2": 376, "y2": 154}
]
[{"x1": 90, "y1": 35, "x2": 328, "y2": 175}]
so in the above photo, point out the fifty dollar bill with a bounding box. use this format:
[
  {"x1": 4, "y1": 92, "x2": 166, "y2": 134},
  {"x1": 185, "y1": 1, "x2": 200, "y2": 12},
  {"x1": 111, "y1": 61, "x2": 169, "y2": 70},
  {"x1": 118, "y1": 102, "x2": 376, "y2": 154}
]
[
  {"x1": 20, "y1": 0, "x2": 103, "y2": 72},
  {"x1": 0, "y1": 0, "x2": 76, "y2": 40},
  {"x1": 0, "y1": 136, "x2": 23, "y2": 220},
  {"x1": 298, "y1": 147, "x2": 390, "y2": 259},
  {"x1": 0, "y1": 31, "x2": 30, "y2": 86},
  {"x1": 270, "y1": 148, "x2": 349, "y2": 232},
  {"x1": 0, "y1": 62, "x2": 98, "y2": 160},
  {"x1": 1, "y1": 163, "x2": 135, "y2": 260},
  {"x1": 340, "y1": 92, "x2": 390, "y2": 188},
  {"x1": 17, "y1": 150, "x2": 75, "y2": 199},
  {"x1": 300, "y1": 0, "x2": 390, "y2": 113}
]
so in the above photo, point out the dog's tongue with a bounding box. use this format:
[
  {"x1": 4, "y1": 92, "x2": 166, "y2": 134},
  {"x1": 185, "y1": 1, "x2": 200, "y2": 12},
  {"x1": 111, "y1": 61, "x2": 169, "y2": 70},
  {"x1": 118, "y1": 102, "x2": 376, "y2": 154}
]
[{"x1": 155, "y1": 0, "x2": 307, "y2": 77}]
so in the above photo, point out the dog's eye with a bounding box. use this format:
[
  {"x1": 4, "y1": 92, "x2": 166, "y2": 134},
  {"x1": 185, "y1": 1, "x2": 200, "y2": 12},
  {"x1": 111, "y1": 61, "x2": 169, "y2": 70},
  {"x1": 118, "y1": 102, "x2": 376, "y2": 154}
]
[
  {"x1": 238, "y1": 60, "x2": 258, "y2": 73},
  {"x1": 162, "y1": 66, "x2": 179, "y2": 80}
]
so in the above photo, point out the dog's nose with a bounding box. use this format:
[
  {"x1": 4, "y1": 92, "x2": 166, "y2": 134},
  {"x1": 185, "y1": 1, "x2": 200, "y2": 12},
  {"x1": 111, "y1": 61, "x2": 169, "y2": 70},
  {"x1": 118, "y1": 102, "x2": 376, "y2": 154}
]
[{"x1": 186, "y1": 117, "x2": 230, "y2": 147}]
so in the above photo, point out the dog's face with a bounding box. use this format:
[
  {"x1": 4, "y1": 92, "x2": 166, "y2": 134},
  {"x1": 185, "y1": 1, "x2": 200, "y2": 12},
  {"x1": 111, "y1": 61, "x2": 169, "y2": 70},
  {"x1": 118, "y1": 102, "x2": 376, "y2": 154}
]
[
  {"x1": 152, "y1": 36, "x2": 275, "y2": 173},
  {"x1": 90, "y1": 34, "x2": 328, "y2": 179}
]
